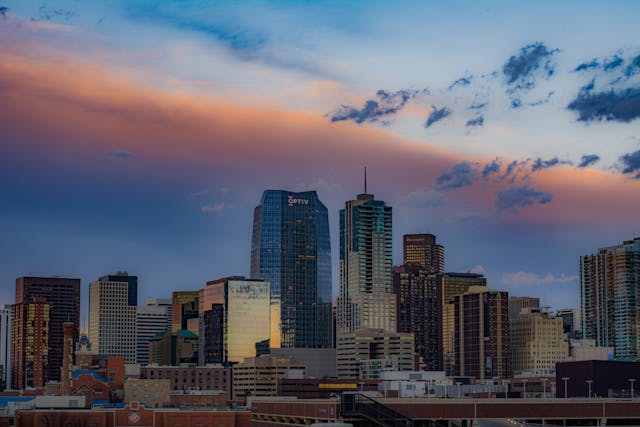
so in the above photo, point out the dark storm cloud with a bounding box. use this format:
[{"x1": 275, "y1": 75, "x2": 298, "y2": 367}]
[
  {"x1": 531, "y1": 157, "x2": 572, "y2": 172},
  {"x1": 567, "y1": 87, "x2": 640, "y2": 123},
  {"x1": 625, "y1": 54, "x2": 640, "y2": 77},
  {"x1": 482, "y1": 159, "x2": 501, "y2": 180},
  {"x1": 496, "y1": 185, "x2": 553, "y2": 213},
  {"x1": 425, "y1": 106, "x2": 452, "y2": 128},
  {"x1": 466, "y1": 116, "x2": 484, "y2": 127},
  {"x1": 620, "y1": 150, "x2": 640, "y2": 178},
  {"x1": 604, "y1": 54, "x2": 624, "y2": 71},
  {"x1": 329, "y1": 89, "x2": 425, "y2": 124},
  {"x1": 575, "y1": 59, "x2": 599, "y2": 72},
  {"x1": 434, "y1": 161, "x2": 478, "y2": 190},
  {"x1": 107, "y1": 150, "x2": 135, "y2": 158},
  {"x1": 502, "y1": 42, "x2": 558, "y2": 85},
  {"x1": 448, "y1": 75, "x2": 472, "y2": 90},
  {"x1": 577, "y1": 154, "x2": 600, "y2": 168}
]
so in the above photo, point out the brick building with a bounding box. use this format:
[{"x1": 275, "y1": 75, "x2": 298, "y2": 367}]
[{"x1": 140, "y1": 365, "x2": 231, "y2": 395}]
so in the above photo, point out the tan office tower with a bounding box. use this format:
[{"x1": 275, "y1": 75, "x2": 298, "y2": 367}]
[
  {"x1": 336, "y1": 186, "x2": 395, "y2": 336},
  {"x1": 511, "y1": 308, "x2": 568, "y2": 374},
  {"x1": 403, "y1": 233, "x2": 444, "y2": 273},
  {"x1": 508, "y1": 296, "x2": 540, "y2": 320},
  {"x1": 454, "y1": 287, "x2": 510, "y2": 380},
  {"x1": 439, "y1": 273, "x2": 487, "y2": 376},
  {"x1": 171, "y1": 291, "x2": 199, "y2": 333}
]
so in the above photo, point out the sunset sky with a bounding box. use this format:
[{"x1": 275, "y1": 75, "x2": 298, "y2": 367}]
[{"x1": 1, "y1": 1, "x2": 639, "y2": 312}]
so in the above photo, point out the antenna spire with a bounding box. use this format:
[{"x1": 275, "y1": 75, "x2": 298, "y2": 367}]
[{"x1": 364, "y1": 166, "x2": 367, "y2": 193}]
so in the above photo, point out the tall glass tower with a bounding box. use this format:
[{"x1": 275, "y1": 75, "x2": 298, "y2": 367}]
[{"x1": 250, "y1": 190, "x2": 332, "y2": 348}]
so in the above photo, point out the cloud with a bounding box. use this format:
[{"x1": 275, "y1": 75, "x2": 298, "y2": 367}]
[
  {"x1": 434, "y1": 161, "x2": 478, "y2": 190},
  {"x1": 604, "y1": 54, "x2": 624, "y2": 71},
  {"x1": 625, "y1": 54, "x2": 640, "y2": 77},
  {"x1": 329, "y1": 88, "x2": 425, "y2": 124},
  {"x1": 501, "y1": 271, "x2": 578, "y2": 286},
  {"x1": 502, "y1": 42, "x2": 558, "y2": 86},
  {"x1": 107, "y1": 149, "x2": 135, "y2": 158},
  {"x1": 567, "y1": 87, "x2": 640, "y2": 123},
  {"x1": 0, "y1": 6, "x2": 8, "y2": 18},
  {"x1": 575, "y1": 59, "x2": 599, "y2": 72},
  {"x1": 425, "y1": 106, "x2": 452, "y2": 128},
  {"x1": 577, "y1": 154, "x2": 600, "y2": 168},
  {"x1": 468, "y1": 265, "x2": 486, "y2": 275},
  {"x1": 200, "y1": 202, "x2": 230, "y2": 215},
  {"x1": 495, "y1": 185, "x2": 553, "y2": 212},
  {"x1": 531, "y1": 157, "x2": 571, "y2": 172},
  {"x1": 620, "y1": 150, "x2": 640, "y2": 178},
  {"x1": 465, "y1": 116, "x2": 484, "y2": 127},
  {"x1": 400, "y1": 188, "x2": 446, "y2": 208},
  {"x1": 448, "y1": 75, "x2": 472, "y2": 90},
  {"x1": 482, "y1": 159, "x2": 501, "y2": 180}
]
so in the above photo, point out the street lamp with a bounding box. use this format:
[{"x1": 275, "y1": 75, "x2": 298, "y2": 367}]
[
  {"x1": 522, "y1": 380, "x2": 527, "y2": 399},
  {"x1": 502, "y1": 379, "x2": 509, "y2": 399},
  {"x1": 541, "y1": 378, "x2": 548, "y2": 399},
  {"x1": 586, "y1": 380, "x2": 593, "y2": 398},
  {"x1": 456, "y1": 382, "x2": 462, "y2": 399},
  {"x1": 629, "y1": 379, "x2": 636, "y2": 398},
  {"x1": 562, "y1": 377, "x2": 570, "y2": 399}
]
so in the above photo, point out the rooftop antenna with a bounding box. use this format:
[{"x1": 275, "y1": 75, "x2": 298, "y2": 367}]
[{"x1": 364, "y1": 166, "x2": 367, "y2": 193}]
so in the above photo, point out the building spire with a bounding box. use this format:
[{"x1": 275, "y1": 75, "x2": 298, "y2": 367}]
[{"x1": 364, "y1": 166, "x2": 367, "y2": 194}]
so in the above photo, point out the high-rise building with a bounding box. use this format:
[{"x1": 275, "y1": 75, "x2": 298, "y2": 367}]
[
  {"x1": 171, "y1": 291, "x2": 199, "y2": 333},
  {"x1": 453, "y1": 287, "x2": 510, "y2": 380},
  {"x1": 136, "y1": 300, "x2": 171, "y2": 366},
  {"x1": 510, "y1": 308, "x2": 568, "y2": 374},
  {"x1": 394, "y1": 264, "x2": 442, "y2": 371},
  {"x1": 439, "y1": 273, "x2": 487, "y2": 376},
  {"x1": 146, "y1": 298, "x2": 172, "y2": 329},
  {"x1": 12, "y1": 298, "x2": 49, "y2": 389},
  {"x1": 250, "y1": 190, "x2": 332, "y2": 349},
  {"x1": 403, "y1": 233, "x2": 444, "y2": 273},
  {"x1": 199, "y1": 277, "x2": 271, "y2": 364},
  {"x1": 336, "y1": 187, "x2": 394, "y2": 336},
  {"x1": 0, "y1": 305, "x2": 12, "y2": 391},
  {"x1": 508, "y1": 296, "x2": 540, "y2": 320},
  {"x1": 556, "y1": 308, "x2": 582, "y2": 339},
  {"x1": 149, "y1": 330, "x2": 198, "y2": 366},
  {"x1": 89, "y1": 273, "x2": 138, "y2": 363},
  {"x1": 13, "y1": 276, "x2": 80, "y2": 386},
  {"x1": 580, "y1": 237, "x2": 640, "y2": 360}
]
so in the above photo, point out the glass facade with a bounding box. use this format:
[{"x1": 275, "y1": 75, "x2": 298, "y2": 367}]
[{"x1": 250, "y1": 190, "x2": 332, "y2": 348}]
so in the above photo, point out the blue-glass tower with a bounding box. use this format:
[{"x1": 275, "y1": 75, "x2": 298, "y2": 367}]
[{"x1": 251, "y1": 190, "x2": 332, "y2": 348}]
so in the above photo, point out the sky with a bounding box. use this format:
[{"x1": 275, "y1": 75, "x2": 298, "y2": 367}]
[{"x1": 1, "y1": 1, "x2": 639, "y2": 314}]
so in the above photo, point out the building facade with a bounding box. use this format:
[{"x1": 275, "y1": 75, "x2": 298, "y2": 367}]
[
  {"x1": 136, "y1": 303, "x2": 171, "y2": 366},
  {"x1": 0, "y1": 305, "x2": 11, "y2": 391},
  {"x1": 454, "y1": 287, "x2": 510, "y2": 379},
  {"x1": 580, "y1": 237, "x2": 640, "y2": 360},
  {"x1": 337, "y1": 191, "x2": 395, "y2": 336},
  {"x1": 88, "y1": 273, "x2": 138, "y2": 363},
  {"x1": 233, "y1": 355, "x2": 306, "y2": 399},
  {"x1": 508, "y1": 296, "x2": 540, "y2": 320},
  {"x1": 510, "y1": 309, "x2": 568, "y2": 374},
  {"x1": 171, "y1": 291, "x2": 199, "y2": 334},
  {"x1": 336, "y1": 329, "x2": 415, "y2": 379},
  {"x1": 199, "y1": 277, "x2": 271, "y2": 364},
  {"x1": 394, "y1": 264, "x2": 442, "y2": 371},
  {"x1": 402, "y1": 233, "x2": 444, "y2": 273},
  {"x1": 439, "y1": 273, "x2": 487, "y2": 376},
  {"x1": 13, "y1": 276, "x2": 80, "y2": 386},
  {"x1": 148, "y1": 330, "x2": 198, "y2": 366},
  {"x1": 140, "y1": 365, "x2": 232, "y2": 394},
  {"x1": 250, "y1": 190, "x2": 332, "y2": 349},
  {"x1": 11, "y1": 299, "x2": 50, "y2": 389}
]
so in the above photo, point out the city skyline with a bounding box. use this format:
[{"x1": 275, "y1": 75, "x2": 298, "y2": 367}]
[{"x1": 2, "y1": 1, "x2": 640, "y2": 313}]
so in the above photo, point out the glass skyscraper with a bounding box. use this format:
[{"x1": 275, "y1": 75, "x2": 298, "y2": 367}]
[{"x1": 250, "y1": 190, "x2": 332, "y2": 349}]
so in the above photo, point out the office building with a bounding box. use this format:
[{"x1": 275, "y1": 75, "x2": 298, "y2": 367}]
[
  {"x1": 508, "y1": 296, "x2": 540, "y2": 320},
  {"x1": 13, "y1": 276, "x2": 80, "y2": 387},
  {"x1": 454, "y1": 287, "x2": 510, "y2": 379},
  {"x1": 171, "y1": 291, "x2": 199, "y2": 333},
  {"x1": 250, "y1": 190, "x2": 332, "y2": 349},
  {"x1": 439, "y1": 273, "x2": 487, "y2": 376},
  {"x1": 148, "y1": 330, "x2": 198, "y2": 366},
  {"x1": 580, "y1": 237, "x2": 640, "y2": 360},
  {"x1": 556, "y1": 308, "x2": 582, "y2": 339},
  {"x1": 199, "y1": 277, "x2": 271, "y2": 364},
  {"x1": 394, "y1": 264, "x2": 442, "y2": 371},
  {"x1": 336, "y1": 329, "x2": 415, "y2": 379},
  {"x1": 403, "y1": 233, "x2": 444, "y2": 273},
  {"x1": 89, "y1": 273, "x2": 138, "y2": 363},
  {"x1": 336, "y1": 185, "x2": 395, "y2": 336},
  {"x1": 510, "y1": 308, "x2": 568, "y2": 374},
  {"x1": 0, "y1": 305, "x2": 11, "y2": 391},
  {"x1": 12, "y1": 298, "x2": 49, "y2": 389},
  {"x1": 136, "y1": 302, "x2": 171, "y2": 366},
  {"x1": 140, "y1": 365, "x2": 231, "y2": 394},
  {"x1": 233, "y1": 355, "x2": 306, "y2": 399}
]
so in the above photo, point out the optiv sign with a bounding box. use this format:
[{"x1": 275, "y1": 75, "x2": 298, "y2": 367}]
[{"x1": 288, "y1": 196, "x2": 309, "y2": 207}]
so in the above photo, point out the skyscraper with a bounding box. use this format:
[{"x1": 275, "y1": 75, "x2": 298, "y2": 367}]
[
  {"x1": 403, "y1": 233, "x2": 445, "y2": 273},
  {"x1": 508, "y1": 296, "x2": 540, "y2": 320},
  {"x1": 394, "y1": 264, "x2": 442, "y2": 371},
  {"x1": 89, "y1": 273, "x2": 138, "y2": 363},
  {"x1": 13, "y1": 276, "x2": 80, "y2": 387},
  {"x1": 136, "y1": 300, "x2": 171, "y2": 366},
  {"x1": 171, "y1": 291, "x2": 199, "y2": 333},
  {"x1": 337, "y1": 185, "x2": 394, "y2": 336},
  {"x1": 0, "y1": 305, "x2": 12, "y2": 391},
  {"x1": 454, "y1": 287, "x2": 510, "y2": 379},
  {"x1": 250, "y1": 190, "x2": 332, "y2": 348},
  {"x1": 12, "y1": 298, "x2": 49, "y2": 389},
  {"x1": 581, "y1": 237, "x2": 640, "y2": 360},
  {"x1": 199, "y1": 276, "x2": 271, "y2": 364}
]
